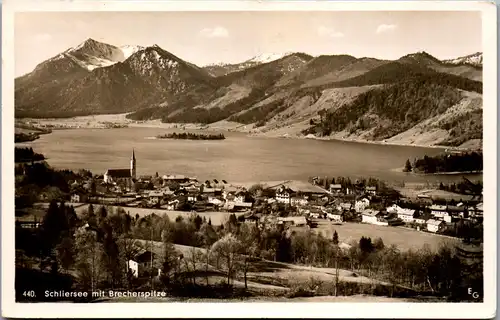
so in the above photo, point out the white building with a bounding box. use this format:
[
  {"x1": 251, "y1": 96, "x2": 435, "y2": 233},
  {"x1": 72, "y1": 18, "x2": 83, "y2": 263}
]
[
  {"x1": 275, "y1": 186, "x2": 295, "y2": 204},
  {"x1": 397, "y1": 209, "x2": 416, "y2": 223},
  {"x1": 361, "y1": 209, "x2": 388, "y2": 226},
  {"x1": 277, "y1": 216, "x2": 308, "y2": 227},
  {"x1": 365, "y1": 186, "x2": 377, "y2": 195},
  {"x1": 429, "y1": 205, "x2": 448, "y2": 218},
  {"x1": 127, "y1": 249, "x2": 160, "y2": 278},
  {"x1": 426, "y1": 219, "x2": 445, "y2": 233},
  {"x1": 327, "y1": 212, "x2": 343, "y2": 223},
  {"x1": 291, "y1": 197, "x2": 308, "y2": 207},
  {"x1": 329, "y1": 184, "x2": 342, "y2": 194},
  {"x1": 337, "y1": 202, "x2": 352, "y2": 212},
  {"x1": 355, "y1": 198, "x2": 370, "y2": 213}
]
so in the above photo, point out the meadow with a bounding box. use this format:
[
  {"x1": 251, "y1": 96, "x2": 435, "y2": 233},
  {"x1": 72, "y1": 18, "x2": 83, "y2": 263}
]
[{"x1": 311, "y1": 220, "x2": 457, "y2": 251}]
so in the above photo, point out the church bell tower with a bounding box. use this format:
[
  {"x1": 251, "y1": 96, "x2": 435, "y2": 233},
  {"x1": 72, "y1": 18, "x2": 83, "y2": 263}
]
[{"x1": 131, "y1": 149, "x2": 136, "y2": 180}]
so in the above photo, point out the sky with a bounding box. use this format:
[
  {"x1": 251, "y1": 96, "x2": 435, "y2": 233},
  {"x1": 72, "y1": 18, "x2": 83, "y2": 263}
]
[{"x1": 15, "y1": 11, "x2": 482, "y2": 77}]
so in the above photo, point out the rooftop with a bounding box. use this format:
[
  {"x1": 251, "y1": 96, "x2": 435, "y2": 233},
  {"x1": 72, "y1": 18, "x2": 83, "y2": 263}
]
[{"x1": 426, "y1": 219, "x2": 444, "y2": 225}]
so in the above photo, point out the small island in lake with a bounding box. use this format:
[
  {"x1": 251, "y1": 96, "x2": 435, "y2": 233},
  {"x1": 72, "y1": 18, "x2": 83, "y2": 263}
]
[{"x1": 156, "y1": 132, "x2": 226, "y2": 140}]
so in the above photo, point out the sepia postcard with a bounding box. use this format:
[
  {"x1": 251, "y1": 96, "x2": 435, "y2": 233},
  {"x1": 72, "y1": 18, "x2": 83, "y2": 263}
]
[{"x1": 1, "y1": 0, "x2": 497, "y2": 318}]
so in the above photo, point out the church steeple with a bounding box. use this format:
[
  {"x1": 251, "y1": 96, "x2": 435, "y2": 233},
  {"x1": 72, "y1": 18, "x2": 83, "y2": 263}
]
[{"x1": 130, "y1": 149, "x2": 136, "y2": 179}]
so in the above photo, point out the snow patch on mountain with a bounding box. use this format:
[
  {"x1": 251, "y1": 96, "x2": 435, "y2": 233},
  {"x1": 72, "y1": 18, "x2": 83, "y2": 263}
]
[
  {"x1": 246, "y1": 52, "x2": 293, "y2": 64},
  {"x1": 48, "y1": 40, "x2": 147, "y2": 71},
  {"x1": 120, "y1": 45, "x2": 145, "y2": 59},
  {"x1": 444, "y1": 52, "x2": 483, "y2": 67}
]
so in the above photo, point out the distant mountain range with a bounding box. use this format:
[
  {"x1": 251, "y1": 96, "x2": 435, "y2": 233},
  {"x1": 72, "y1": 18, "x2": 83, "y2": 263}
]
[{"x1": 15, "y1": 38, "x2": 483, "y2": 148}]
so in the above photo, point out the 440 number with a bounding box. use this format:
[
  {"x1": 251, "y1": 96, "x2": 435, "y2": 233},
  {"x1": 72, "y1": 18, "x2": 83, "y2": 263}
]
[{"x1": 23, "y1": 291, "x2": 36, "y2": 298}]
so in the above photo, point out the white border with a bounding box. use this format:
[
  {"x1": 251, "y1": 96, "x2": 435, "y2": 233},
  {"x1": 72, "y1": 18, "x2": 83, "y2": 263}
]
[{"x1": 2, "y1": 1, "x2": 497, "y2": 318}]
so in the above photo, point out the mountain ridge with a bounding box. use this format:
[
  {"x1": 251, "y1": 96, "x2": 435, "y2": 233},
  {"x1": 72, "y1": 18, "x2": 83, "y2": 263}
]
[{"x1": 15, "y1": 39, "x2": 483, "y2": 148}]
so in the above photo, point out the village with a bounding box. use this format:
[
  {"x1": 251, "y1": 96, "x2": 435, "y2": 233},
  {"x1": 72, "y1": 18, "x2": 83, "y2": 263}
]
[
  {"x1": 22, "y1": 149, "x2": 483, "y2": 239},
  {"x1": 14, "y1": 148, "x2": 485, "y2": 302}
]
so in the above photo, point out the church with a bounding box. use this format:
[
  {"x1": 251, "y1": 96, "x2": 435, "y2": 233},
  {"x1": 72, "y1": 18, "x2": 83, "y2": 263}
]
[{"x1": 104, "y1": 150, "x2": 137, "y2": 188}]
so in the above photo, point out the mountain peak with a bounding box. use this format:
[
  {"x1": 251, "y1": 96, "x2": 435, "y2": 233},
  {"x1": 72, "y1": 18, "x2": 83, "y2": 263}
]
[{"x1": 404, "y1": 51, "x2": 438, "y2": 60}]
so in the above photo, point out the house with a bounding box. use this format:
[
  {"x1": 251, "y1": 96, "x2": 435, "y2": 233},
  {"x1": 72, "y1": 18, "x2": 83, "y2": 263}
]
[
  {"x1": 413, "y1": 211, "x2": 428, "y2": 225},
  {"x1": 429, "y1": 205, "x2": 448, "y2": 218},
  {"x1": 447, "y1": 205, "x2": 465, "y2": 220},
  {"x1": 70, "y1": 192, "x2": 88, "y2": 203},
  {"x1": 327, "y1": 211, "x2": 343, "y2": 223},
  {"x1": 336, "y1": 202, "x2": 352, "y2": 212},
  {"x1": 187, "y1": 192, "x2": 201, "y2": 203},
  {"x1": 426, "y1": 219, "x2": 445, "y2": 233},
  {"x1": 162, "y1": 174, "x2": 190, "y2": 183},
  {"x1": 291, "y1": 197, "x2": 308, "y2": 207},
  {"x1": 208, "y1": 197, "x2": 224, "y2": 206},
  {"x1": 361, "y1": 209, "x2": 388, "y2": 226},
  {"x1": 354, "y1": 198, "x2": 370, "y2": 213},
  {"x1": 201, "y1": 187, "x2": 222, "y2": 197},
  {"x1": 471, "y1": 203, "x2": 483, "y2": 219},
  {"x1": 147, "y1": 191, "x2": 166, "y2": 205},
  {"x1": 397, "y1": 209, "x2": 416, "y2": 223},
  {"x1": 275, "y1": 186, "x2": 295, "y2": 204},
  {"x1": 139, "y1": 175, "x2": 153, "y2": 183},
  {"x1": 15, "y1": 215, "x2": 42, "y2": 229},
  {"x1": 365, "y1": 186, "x2": 377, "y2": 195},
  {"x1": 277, "y1": 216, "x2": 308, "y2": 227},
  {"x1": 234, "y1": 191, "x2": 248, "y2": 203},
  {"x1": 414, "y1": 217, "x2": 426, "y2": 225},
  {"x1": 387, "y1": 204, "x2": 415, "y2": 223},
  {"x1": 329, "y1": 184, "x2": 342, "y2": 194},
  {"x1": 162, "y1": 199, "x2": 179, "y2": 210},
  {"x1": 225, "y1": 201, "x2": 253, "y2": 211},
  {"x1": 127, "y1": 249, "x2": 161, "y2": 278}
]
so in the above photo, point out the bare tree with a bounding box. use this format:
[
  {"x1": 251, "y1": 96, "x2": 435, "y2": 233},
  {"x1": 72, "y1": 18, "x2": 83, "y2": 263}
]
[
  {"x1": 211, "y1": 233, "x2": 242, "y2": 286},
  {"x1": 74, "y1": 227, "x2": 104, "y2": 292}
]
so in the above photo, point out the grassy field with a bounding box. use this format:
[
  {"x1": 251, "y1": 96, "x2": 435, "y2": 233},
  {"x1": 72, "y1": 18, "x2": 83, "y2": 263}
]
[
  {"x1": 394, "y1": 185, "x2": 476, "y2": 201},
  {"x1": 67, "y1": 203, "x2": 243, "y2": 226},
  {"x1": 310, "y1": 220, "x2": 458, "y2": 251}
]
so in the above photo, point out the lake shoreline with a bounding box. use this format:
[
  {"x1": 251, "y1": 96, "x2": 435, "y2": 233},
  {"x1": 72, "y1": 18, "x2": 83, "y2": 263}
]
[
  {"x1": 15, "y1": 115, "x2": 478, "y2": 152},
  {"x1": 392, "y1": 167, "x2": 483, "y2": 176}
]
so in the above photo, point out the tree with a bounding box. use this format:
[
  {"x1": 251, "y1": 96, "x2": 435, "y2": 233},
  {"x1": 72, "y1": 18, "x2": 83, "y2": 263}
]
[
  {"x1": 56, "y1": 235, "x2": 75, "y2": 273},
  {"x1": 102, "y1": 224, "x2": 122, "y2": 288},
  {"x1": 40, "y1": 200, "x2": 69, "y2": 259},
  {"x1": 374, "y1": 237, "x2": 385, "y2": 251},
  {"x1": 237, "y1": 223, "x2": 260, "y2": 289},
  {"x1": 332, "y1": 230, "x2": 339, "y2": 245},
  {"x1": 74, "y1": 227, "x2": 105, "y2": 292},
  {"x1": 161, "y1": 230, "x2": 180, "y2": 286},
  {"x1": 359, "y1": 236, "x2": 374, "y2": 254},
  {"x1": 118, "y1": 235, "x2": 140, "y2": 289},
  {"x1": 186, "y1": 246, "x2": 203, "y2": 285},
  {"x1": 211, "y1": 234, "x2": 242, "y2": 286},
  {"x1": 84, "y1": 204, "x2": 96, "y2": 226},
  {"x1": 403, "y1": 159, "x2": 413, "y2": 172}
]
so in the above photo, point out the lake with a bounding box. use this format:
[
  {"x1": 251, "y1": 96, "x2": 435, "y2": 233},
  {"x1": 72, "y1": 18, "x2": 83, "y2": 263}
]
[{"x1": 17, "y1": 127, "x2": 481, "y2": 184}]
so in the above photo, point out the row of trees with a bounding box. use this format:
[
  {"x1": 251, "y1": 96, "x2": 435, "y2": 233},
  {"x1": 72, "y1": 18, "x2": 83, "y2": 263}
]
[
  {"x1": 438, "y1": 180, "x2": 483, "y2": 195},
  {"x1": 15, "y1": 147, "x2": 45, "y2": 163},
  {"x1": 17, "y1": 200, "x2": 482, "y2": 301},
  {"x1": 156, "y1": 132, "x2": 226, "y2": 140},
  {"x1": 15, "y1": 161, "x2": 93, "y2": 208},
  {"x1": 15, "y1": 132, "x2": 40, "y2": 143},
  {"x1": 408, "y1": 152, "x2": 483, "y2": 174}
]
